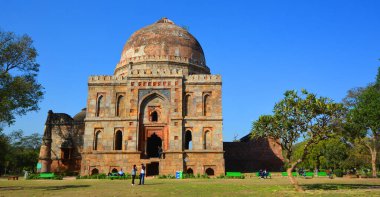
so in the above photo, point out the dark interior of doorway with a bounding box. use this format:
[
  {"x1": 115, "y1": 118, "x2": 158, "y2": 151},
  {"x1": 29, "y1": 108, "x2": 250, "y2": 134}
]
[
  {"x1": 147, "y1": 162, "x2": 159, "y2": 176},
  {"x1": 147, "y1": 133, "x2": 162, "y2": 158}
]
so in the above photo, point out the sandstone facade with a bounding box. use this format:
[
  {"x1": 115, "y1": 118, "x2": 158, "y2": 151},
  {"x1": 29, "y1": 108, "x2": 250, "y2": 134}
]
[{"x1": 39, "y1": 18, "x2": 225, "y2": 176}]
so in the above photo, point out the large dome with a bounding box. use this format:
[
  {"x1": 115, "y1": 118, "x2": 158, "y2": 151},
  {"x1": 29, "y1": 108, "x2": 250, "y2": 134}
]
[{"x1": 115, "y1": 18, "x2": 208, "y2": 74}]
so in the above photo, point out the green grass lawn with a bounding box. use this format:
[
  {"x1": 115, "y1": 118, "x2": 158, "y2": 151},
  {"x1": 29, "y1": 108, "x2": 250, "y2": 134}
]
[{"x1": 1, "y1": 177, "x2": 380, "y2": 196}]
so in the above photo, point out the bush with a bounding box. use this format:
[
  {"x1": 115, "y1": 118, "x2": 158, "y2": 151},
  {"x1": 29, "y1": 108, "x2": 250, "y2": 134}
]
[
  {"x1": 334, "y1": 169, "x2": 343, "y2": 177},
  {"x1": 26, "y1": 173, "x2": 39, "y2": 180},
  {"x1": 182, "y1": 173, "x2": 195, "y2": 179},
  {"x1": 76, "y1": 173, "x2": 132, "y2": 180},
  {"x1": 167, "y1": 174, "x2": 176, "y2": 179},
  {"x1": 53, "y1": 175, "x2": 63, "y2": 180},
  {"x1": 157, "y1": 174, "x2": 175, "y2": 179},
  {"x1": 201, "y1": 174, "x2": 209, "y2": 179},
  {"x1": 26, "y1": 173, "x2": 63, "y2": 180},
  {"x1": 217, "y1": 174, "x2": 226, "y2": 179},
  {"x1": 359, "y1": 169, "x2": 371, "y2": 178}
]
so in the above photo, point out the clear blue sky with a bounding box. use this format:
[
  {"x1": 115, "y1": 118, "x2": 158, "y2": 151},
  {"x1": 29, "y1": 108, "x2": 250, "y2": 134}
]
[{"x1": 1, "y1": 0, "x2": 379, "y2": 141}]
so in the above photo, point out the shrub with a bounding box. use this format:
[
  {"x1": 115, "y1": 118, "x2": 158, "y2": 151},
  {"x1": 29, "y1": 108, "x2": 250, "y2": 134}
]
[
  {"x1": 334, "y1": 169, "x2": 343, "y2": 177},
  {"x1": 26, "y1": 173, "x2": 39, "y2": 180},
  {"x1": 53, "y1": 175, "x2": 63, "y2": 180},
  {"x1": 359, "y1": 169, "x2": 371, "y2": 178},
  {"x1": 201, "y1": 174, "x2": 209, "y2": 179},
  {"x1": 167, "y1": 174, "x2": 176, "y2": 179},
  {"x1": 182, "y1": 173, "x2": 195, "y2": 179},
  {"x1": 217, "y1": 174, "x2": 225, "y2": 179}
]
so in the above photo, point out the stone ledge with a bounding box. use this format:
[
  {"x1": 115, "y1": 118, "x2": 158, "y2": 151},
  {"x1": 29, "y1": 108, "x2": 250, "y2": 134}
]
[{"x1": 81, "y1": 151, "x2": 142, "y2": 154}]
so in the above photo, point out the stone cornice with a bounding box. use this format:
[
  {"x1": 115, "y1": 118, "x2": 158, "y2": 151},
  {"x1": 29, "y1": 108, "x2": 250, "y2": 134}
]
[
  {"x1": 184, "y1": 117, "x2": 223, "y2": 121},
  {"x1": 85, "y1": 118, "x2": 138, "y2": 122}
]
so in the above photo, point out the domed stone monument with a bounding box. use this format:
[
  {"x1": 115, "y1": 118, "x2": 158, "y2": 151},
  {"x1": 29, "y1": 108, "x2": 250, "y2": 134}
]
[{"x1": 39, "y1": 18, "x2": 224, "y2": 176}]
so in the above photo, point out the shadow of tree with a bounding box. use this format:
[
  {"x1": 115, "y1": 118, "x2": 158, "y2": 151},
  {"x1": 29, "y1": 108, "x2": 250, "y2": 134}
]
[
  {"x1": 0, "y1": 185, "x2": 90, "y2": 191},
  {"x1": 33, "y1": 185, "x2": 91, "y2": 190},
  {"x1": 303, "y1": 184, "x2": 380, "y2": 190}
]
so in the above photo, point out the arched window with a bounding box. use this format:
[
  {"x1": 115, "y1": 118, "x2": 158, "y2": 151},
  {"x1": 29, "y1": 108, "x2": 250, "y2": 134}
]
[
  {"x1": 203, "y1": 130, "x2": 211, "y2": 150},
  {"x1": 96, "y1": 95, "x2": 104, "y2": 117},
  {"x1": 115, "y1": 130, "x2": 123, "y2": 150},
  {"x1": 205, "y1": 168, "x2": 214, "y2": 176},
  {"x1": 187, "y1": 168, "x2": 194, "y2": 174},
  {"x1": 94, "y1": 130, "x2": 101, "y2": 150},
  {"x1": 116, "y1": 95, "x2": 125, "y2": 117},
  {"x1": 185, "y1": 94, "x2": 191, "y2": 116},
  {"x1": 151, "y1": 111, "x2": 158, "y2": 122},
  {"x1": 185, "y1": 130, "x2": 192, "y2": 150},
  {"x1": 91, "y1": 168, "x2": 99, "y2": 175},
  {"x1": 203, "y1": 94, "x2": 211, "y2": 116}
]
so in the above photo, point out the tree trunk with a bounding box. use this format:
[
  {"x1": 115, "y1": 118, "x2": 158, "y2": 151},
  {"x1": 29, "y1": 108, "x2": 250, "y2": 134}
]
[
  {"x1": 287, "y1": 163, "x2": 304, "y2": 192},
  {"x1": 371, "y1": 148, "x2": 377, "y2": 178}
]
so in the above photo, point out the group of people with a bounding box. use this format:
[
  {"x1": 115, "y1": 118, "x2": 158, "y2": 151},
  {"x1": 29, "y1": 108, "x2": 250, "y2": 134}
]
[
  {"x1": 107, "y1": 169, "x2": 126, "y2": 176},
  {"x1": 258, "y1": 169, "x2": 270, "y2": 179},
  {"x1": 131, "y1": 164, "x2": 145, "y2": 186},
  {"x1": 106, "y1": 164, "x2": 146, "y2": 185}
]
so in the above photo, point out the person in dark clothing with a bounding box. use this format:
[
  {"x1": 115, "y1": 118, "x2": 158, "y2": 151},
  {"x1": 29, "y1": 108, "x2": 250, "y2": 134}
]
[
  {"x1": 131, "y1": 165, "x2": 137, "y2": 186},
  {"x1": 158, "y1": 146, "x2": 163, "y2": 159}
]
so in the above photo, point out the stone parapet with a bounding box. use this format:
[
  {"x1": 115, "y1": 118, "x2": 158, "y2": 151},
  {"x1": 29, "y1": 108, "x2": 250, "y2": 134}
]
[{"x1": 185, "y1": 74, "x2": 222, "y2": 84}]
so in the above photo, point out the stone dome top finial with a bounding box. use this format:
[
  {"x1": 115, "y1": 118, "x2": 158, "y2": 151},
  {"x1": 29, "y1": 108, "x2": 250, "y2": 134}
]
[{"x1": 156, "y1": 17, "x2": 174, "y2": 24}]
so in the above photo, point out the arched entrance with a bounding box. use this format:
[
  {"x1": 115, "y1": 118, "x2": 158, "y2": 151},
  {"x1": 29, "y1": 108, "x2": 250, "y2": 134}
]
[
  {"x1": 138, "y1": 92, "x2": 169, "y2": 158},
  {"x1": 91, "y1": 168, "x2": 99, "y2": 175},
  {"x1": 147, "y1": 133, "x2": 162, "y2": 158},
  {"x1": 205, "y1": 168, "x2": 214, "y2": 176}
]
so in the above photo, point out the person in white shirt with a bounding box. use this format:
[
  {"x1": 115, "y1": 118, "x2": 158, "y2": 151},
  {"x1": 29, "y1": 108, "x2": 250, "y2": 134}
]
[{"x1": 139, "y1": 164, "x2": 145, "y2": 185}]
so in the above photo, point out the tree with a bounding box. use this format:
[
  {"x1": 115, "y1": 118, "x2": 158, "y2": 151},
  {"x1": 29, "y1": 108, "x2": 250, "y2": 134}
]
[
  {"x1": 5, "y1": 130, "x2": 42, "y2": 174},
  {"x1": 345, "y1": 67, "x2": 380, "y2": 177},
  {"x1": 250, "y1": 90, "x2": 345, "y2": 191},
  {"x1": 293, "y1": 137, "x2": 350, "y2": 170},
  {"x1": 0, "y1": 132, "x2": 9, "y2": 174},
  {"x1": 0, "y1": 30, "x2": 43, "y2": 126}
]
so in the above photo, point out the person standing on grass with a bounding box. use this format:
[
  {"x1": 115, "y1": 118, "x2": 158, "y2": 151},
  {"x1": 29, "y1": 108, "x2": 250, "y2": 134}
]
[
  {"x1": 131, "y1": 165, "x2": 137, "y2": 186},
  {"x1": 139, "y1": 164, "x2": 146, "y2": 185}
]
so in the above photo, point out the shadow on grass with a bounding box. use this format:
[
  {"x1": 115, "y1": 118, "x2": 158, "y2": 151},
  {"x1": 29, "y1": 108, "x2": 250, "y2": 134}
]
[
  {"x1": 0, "y1": 185, "x2": 90, "y2": 191},
  {"x1": 142, "y1": 182, "x2": 164, "y2": 185},
  {"x1": 303, "y1": 184, "x2": 380, "y2": 191}
]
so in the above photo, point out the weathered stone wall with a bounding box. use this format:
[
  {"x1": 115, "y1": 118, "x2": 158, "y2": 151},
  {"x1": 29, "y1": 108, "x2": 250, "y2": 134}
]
[
  {"x1": 81, "y1": 64, "x2": 224, "y2": 176},
  {"x1": 38, "y1": 111, "x2": 85, "y2": 173},
  {"x1": 224, "y1": 138, "x2": 284, "y2": 172}
]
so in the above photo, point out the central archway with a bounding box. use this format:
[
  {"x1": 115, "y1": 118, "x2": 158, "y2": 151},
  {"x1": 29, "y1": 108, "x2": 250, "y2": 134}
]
[{"x1": 138, "y1": 92, "x2": 169, "y2": 157}]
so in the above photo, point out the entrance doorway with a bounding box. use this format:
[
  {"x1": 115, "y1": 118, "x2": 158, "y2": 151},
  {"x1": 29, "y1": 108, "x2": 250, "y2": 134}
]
[
  {"x1": 147, "y1": 133, "x2": 162, "y2": 158},
  {"x1": 147, "y1": 162, "x2": 159, "y2": 176}
]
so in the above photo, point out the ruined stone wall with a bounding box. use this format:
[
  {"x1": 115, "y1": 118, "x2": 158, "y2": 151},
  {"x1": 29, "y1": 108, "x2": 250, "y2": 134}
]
[
  {"x1": 224, "y1": 138, "x2": 284, "y2": 172},
  {"x1": 38, "y1": 112, "x2": 85, "y2": 173}
]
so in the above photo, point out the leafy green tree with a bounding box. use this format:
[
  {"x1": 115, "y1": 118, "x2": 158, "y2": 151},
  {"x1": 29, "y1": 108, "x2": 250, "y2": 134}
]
[
  {"x1": 341, "y1": 139, "x2": 371, "y2": 170},
  {"x1": 0, "y1": 30, "x2": 44, "y2": 126},
  {"x1": 251, "y1": 90, "x2": 345, "y2": 191},
  {"x1": 344, "y1": 67, "x2": 380, "y2": 177},
  {"x1": 5, "y1": 130, "x2": 41, "y2": 174},
  {"x1": 293, "y1": 137, "x2": 349, "y2": 170},
  {"x1": 0, "y1": 133, "x2": 10, "y2": 174}
]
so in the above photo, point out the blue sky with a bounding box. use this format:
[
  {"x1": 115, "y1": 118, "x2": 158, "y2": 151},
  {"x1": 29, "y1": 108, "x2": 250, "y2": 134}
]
[{"x1": 1, "y1": 0, "x2": 379, "y2": 141}]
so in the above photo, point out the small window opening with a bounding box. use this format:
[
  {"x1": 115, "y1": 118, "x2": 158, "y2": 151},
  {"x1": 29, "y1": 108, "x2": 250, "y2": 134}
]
[{"x1": 151, "y1": 111, "x2": 158, "y2": 122}]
